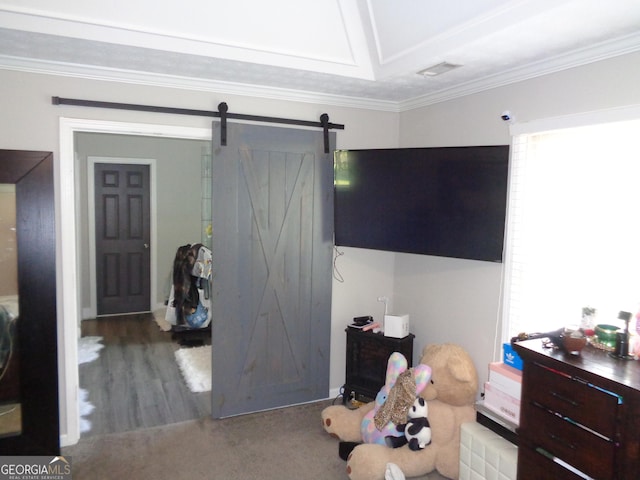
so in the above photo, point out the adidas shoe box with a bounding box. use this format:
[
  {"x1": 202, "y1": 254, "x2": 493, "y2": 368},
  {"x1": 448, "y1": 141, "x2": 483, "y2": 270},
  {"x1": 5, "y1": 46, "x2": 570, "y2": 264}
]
[{"x1": 502, "y1": 343, "x2": 523, "y2": 371}]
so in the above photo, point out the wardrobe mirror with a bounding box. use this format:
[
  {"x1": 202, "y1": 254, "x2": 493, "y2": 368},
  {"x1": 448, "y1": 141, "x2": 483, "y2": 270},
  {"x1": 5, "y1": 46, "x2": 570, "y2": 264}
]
[
  {"x1": 0, "y1": 183, "x2": 20, "y2": 437},
  {"x1": 0, "y1": 150, "x2": 59, "y2": 455}
]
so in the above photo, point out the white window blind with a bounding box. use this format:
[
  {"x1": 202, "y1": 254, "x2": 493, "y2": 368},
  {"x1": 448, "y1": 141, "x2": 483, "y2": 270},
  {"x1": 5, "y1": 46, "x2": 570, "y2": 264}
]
[{"x1": 503, "y1": 118, "x2": 640, "y2": 341}]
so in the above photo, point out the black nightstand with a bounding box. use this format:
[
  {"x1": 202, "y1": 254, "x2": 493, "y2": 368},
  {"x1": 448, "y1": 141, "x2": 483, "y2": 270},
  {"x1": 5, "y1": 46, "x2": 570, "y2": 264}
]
[{"x1": 343, "y1": 327, "x2": 415, "y2": 404}]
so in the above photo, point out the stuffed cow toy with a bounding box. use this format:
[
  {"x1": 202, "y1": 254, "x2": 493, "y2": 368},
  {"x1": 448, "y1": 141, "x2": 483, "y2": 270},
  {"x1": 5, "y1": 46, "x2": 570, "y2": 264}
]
[{"x1": 322, "y1": 343, "x2": 478, "y2": 480}]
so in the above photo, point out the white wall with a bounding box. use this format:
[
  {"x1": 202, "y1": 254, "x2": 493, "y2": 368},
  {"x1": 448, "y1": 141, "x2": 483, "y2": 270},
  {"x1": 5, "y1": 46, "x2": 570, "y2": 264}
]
[
  {"x1": 396, "y1": 50, "x2": 640, "y2": 390},
  {"x1": 329, "y1": 246, "x2": 396, "y2": 398}
]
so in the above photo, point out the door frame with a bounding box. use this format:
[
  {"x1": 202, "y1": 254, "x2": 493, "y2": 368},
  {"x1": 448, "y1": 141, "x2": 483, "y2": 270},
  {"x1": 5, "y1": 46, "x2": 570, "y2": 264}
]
[
  {"x1": 86, "y1": 156, "x2": 157, "y2": 319},
  {"x1": 58, "y1": 118, "x2": 212, "y2": 447}
]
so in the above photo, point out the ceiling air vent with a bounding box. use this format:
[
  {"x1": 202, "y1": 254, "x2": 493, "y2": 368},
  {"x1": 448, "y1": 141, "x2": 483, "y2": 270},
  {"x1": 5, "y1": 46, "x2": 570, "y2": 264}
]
[{"x1": 417, "y1": 62, "x2": 462, "y2": 76}]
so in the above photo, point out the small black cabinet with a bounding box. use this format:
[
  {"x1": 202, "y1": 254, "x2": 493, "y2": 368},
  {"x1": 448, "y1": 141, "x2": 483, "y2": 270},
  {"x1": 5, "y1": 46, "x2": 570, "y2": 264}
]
[{"x1": 343, "y1": 327, "x2": 415, "y2": 403}]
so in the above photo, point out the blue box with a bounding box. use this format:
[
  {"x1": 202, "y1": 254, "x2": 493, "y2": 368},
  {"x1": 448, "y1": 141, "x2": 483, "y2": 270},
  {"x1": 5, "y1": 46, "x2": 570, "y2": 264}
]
[{"x1": 503, "y1": 343, "x2": 523, "y2": 371}]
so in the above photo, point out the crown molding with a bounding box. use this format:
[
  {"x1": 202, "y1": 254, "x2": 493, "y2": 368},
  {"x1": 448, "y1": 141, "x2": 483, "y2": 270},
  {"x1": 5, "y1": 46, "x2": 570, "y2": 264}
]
[
  {"x1": 1, "y1": 28, "x2": 639, "y2": 114},
  {"x1": 399, "y1": 30, "x2": 640, "y2": 111},
  {"x1": 0, "y1": 54, "x2": 401, "y2": 113}
]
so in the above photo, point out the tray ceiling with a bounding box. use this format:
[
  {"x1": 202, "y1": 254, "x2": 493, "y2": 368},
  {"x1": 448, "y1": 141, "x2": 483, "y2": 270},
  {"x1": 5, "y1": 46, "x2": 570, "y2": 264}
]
[{"x1": 0, "y1": 0, "x2": 639, "y2": 110}]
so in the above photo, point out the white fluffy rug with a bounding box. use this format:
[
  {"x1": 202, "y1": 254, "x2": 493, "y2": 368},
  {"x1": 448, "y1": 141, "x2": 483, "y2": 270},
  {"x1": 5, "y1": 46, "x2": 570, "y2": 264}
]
[
  {"x1": 78, "y1": 336, "x2": 104, "y2": 433},
  {"x1": 153, "y1": 308, "x2": 172, "y2": 332},
  {"x1": 174, "y1": 345, "x2": 211, "y2": 393},
  {"x1": 78, "y1": 388, "x2": 95, "y2": 433},
  {"x1": 78, "y1": 336, "x2": 105, "y2": 364}
]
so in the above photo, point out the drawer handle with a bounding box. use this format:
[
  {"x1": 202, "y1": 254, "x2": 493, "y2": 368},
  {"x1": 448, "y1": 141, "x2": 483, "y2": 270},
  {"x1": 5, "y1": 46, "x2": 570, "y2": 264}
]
[
  {"x1": 550, "y1": 391, "x2": 579, "y2": 407},
  {"x1": 548, "y1": 432, "x2": 577, "y2": 450}
]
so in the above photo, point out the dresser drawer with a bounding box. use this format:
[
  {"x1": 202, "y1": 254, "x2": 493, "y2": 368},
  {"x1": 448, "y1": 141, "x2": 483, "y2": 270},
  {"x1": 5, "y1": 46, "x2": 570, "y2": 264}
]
[
  {"x1": 517, "y1": 445, "x2": 587, "y2": 480},
  {"x1": 522, "y1": 402, "x2": 616, "y2": 480},
  {"x1": 524, "y1": 361, "x2": 620, "y2": 437}
]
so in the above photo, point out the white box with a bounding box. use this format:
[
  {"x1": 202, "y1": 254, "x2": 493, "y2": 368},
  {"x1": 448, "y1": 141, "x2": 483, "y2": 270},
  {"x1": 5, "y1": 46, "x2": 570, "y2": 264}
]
[
  {"x1": 384, "y1": 314, "x2": 409, "y2": 338},
  {"x1": 460, "y1": 422, "x2": 518, "y2": 480},
  {"x1": 488, "y1": 362, "x2": 522, "y2": 400},
  {"x1": 483, "y1": 382, "x2": 521, "y2": 425}
]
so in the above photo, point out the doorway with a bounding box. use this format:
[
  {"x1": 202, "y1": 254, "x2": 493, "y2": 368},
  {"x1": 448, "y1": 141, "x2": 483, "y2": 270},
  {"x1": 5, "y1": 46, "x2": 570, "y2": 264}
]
[
  {"x1": 77, "y1": 134, "x2": 210, "y2": 436},
  {"x1": 59, "y1": 120, "x2": 213, "y2": 446}
]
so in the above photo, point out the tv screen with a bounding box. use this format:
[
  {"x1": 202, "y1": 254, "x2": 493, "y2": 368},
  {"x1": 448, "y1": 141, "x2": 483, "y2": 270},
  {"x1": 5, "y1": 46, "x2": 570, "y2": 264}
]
[{"x1": 333, "y1": 146, "x2": 510, "y2": 262}]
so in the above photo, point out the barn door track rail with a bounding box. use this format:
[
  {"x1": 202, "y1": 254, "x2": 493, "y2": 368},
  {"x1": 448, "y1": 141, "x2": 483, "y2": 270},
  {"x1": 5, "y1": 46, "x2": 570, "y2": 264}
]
[{"x1": 51, "y1": 97, "x2": 343, "y2": 153}]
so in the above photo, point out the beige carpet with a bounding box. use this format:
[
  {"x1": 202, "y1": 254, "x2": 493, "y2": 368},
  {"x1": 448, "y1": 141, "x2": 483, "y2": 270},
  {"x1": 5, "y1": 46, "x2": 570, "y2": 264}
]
[{"x1": 62, "y1": 400, "x2": 447, "y2": 480}]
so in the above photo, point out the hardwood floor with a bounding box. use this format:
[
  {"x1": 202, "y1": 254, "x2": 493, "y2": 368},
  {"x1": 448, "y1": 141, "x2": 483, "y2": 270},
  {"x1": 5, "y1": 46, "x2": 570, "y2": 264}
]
[{"x1": 79, "y1": 313, "x2": 211, "y2": 437}]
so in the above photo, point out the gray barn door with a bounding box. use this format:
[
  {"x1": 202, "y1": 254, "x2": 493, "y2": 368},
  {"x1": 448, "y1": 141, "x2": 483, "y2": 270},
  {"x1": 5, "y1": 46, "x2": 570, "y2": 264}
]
[{"x1": 211, "y1": 122, "x2": 334, "y2": 417}]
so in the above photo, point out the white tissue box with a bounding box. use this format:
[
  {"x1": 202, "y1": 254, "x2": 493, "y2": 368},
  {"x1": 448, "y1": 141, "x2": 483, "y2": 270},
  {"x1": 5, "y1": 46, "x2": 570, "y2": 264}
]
[{"x1": 384, "y1": 314, "x2": 409, "y2": 338}]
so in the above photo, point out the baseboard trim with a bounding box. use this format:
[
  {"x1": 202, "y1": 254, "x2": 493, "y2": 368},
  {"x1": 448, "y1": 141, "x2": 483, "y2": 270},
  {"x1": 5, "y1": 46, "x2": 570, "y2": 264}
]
[
  {"x1": 60, "y1": 432, "x2": 74, "y2": 448},
  {"x1": 329, "y1": 387, "x2": 343, "y2": 402}
]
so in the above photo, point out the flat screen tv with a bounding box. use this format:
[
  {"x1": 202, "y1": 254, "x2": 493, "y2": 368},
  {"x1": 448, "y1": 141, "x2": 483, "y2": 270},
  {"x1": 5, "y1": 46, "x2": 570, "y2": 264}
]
[{"x1": 333, "y1": 146, "x2": 510, "y2": 262}]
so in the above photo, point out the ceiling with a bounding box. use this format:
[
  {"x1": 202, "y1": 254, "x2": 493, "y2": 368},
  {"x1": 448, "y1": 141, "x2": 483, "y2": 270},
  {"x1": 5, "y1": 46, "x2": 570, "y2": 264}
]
[{"x1": 1, "y1": 0, "x2": 639, "y2": 111}]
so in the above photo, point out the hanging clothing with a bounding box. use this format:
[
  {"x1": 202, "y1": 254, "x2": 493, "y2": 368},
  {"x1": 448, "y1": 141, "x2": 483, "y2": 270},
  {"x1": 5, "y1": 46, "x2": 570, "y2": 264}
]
[{"x1": 165, "y1": 243, "x2": 212, "y2": 329}]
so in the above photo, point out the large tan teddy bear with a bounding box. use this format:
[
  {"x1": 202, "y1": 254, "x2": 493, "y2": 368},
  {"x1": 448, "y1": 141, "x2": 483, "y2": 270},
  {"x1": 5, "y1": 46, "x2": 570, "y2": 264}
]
[{"x1": 322, "y1": 343, "x2": 478, "y2": 480}]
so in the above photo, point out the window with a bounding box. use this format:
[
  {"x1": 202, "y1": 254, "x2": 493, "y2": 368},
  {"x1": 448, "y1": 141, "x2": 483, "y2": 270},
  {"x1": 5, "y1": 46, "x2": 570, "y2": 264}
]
[{"x1": 502, "y1": 116, "x2": 640, "y2": 341}]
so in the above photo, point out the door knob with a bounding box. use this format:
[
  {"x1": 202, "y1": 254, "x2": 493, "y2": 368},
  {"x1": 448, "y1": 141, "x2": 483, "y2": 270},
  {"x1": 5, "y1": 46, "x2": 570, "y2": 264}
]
[{"x1": 144, "y1": 243, "x2": 149, "y2": 249}]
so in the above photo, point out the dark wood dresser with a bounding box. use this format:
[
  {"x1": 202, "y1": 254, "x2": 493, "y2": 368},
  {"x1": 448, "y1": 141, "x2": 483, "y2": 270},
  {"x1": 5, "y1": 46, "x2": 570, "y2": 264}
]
[{"x1": 513, "y1": 339, "x2": 640, "y2": 479}]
